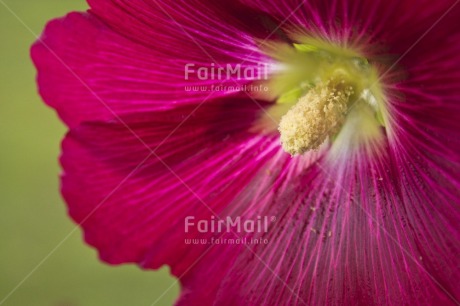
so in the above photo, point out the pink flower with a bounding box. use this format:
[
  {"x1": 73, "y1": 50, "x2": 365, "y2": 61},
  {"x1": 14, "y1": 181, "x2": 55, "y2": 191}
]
[{"x1": 32, "y1": 0, "x2": 460, "y2": 305}]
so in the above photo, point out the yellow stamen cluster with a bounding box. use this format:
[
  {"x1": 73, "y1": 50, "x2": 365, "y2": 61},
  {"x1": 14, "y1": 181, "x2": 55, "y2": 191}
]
[{"x1": 278, "y1": 80, "x2": 353, "y2": 155}]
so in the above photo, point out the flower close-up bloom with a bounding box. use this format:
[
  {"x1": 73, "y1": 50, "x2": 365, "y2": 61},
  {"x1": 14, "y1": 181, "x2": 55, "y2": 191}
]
[{"x1": 32, "y1": 0, "x2": 460, "y2": 305}]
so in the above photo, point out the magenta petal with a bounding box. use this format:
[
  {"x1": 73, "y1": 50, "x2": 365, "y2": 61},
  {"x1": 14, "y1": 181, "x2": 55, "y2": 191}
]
[
  {"x1": 31, "y1": 11, "x2": 268, "y2": 128},
  {"x1": 239, "y1": 0, "x2": 459, "y2": 56},
  {"x1": 87, "y1": 0, "x2": 275, "y2": 51},
  {"x1": 60, "y1": 97, "x2": 283, "y2": 273},
  {"x1": 175, "y1": 148, "x2": 460, "y2": 305},
  {"x1": 394, "y1": 32, "x2": 460, "y2": 140}
]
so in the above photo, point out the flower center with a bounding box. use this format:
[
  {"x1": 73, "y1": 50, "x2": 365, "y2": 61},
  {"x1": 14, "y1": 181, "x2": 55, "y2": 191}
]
[
  {"x1": 260, "y1": 36, "x2": 390, "y2": 157},
  {"x1": 278, "y1": 78, "x2": 353, "y2": 155}
]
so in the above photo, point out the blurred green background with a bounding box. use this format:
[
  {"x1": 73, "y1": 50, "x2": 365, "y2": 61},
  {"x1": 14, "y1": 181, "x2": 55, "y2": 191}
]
[{"x1": 0, "y1": 1, "x2": 178, "y2": 305}]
